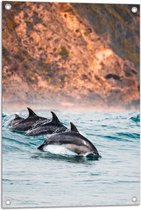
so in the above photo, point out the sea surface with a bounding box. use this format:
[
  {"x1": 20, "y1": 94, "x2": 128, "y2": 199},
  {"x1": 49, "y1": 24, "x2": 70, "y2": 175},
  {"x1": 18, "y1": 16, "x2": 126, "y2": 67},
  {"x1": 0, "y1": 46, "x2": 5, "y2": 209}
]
[{"x1": 2, "y1": 110, "x2": 140, "y2": 208}]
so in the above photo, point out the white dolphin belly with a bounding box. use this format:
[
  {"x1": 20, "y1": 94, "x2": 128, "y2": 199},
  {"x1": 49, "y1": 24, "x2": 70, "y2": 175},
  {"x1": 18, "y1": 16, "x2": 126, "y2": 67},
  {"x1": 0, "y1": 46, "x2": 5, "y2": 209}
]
[
  {"x1": 43, "y1": 144, "x2": 76, "y2": 156},
  {"x1": 43, "y1": 143, "x2": 92, "y2": 155}
]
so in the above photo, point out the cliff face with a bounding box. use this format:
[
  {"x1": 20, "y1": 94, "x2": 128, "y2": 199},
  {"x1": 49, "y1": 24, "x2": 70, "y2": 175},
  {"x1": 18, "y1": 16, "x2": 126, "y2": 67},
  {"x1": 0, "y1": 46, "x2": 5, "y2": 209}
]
[
  {"x1": 2, "y1": 2, "x2": 140, "y2": 110},
  {"x1": 73, "y1": 4, "x2": 140, "y2": 69}
]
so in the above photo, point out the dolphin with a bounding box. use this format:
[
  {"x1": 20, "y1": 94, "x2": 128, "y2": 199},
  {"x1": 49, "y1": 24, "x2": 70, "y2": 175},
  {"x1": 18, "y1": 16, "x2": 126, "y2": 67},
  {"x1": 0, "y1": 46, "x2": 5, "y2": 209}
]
[
  {"x1": 26, "y1": 111, "x2": 67, "y2": 136},
  {"x1": 11, "y1": 107, "x2": 49, "y2": 131},
  {"x1": 37, "y1": 122, "x2": 101, "y2": 158},
  {"x1": 9, "y1": 114, "x2": 25, "y2": 127},
  {"x1": 130, "y1": 114, "x2": 140, "y2": 123},
  {"x1": 31, "y1": 119, "x2": 48, "y2": 129}
]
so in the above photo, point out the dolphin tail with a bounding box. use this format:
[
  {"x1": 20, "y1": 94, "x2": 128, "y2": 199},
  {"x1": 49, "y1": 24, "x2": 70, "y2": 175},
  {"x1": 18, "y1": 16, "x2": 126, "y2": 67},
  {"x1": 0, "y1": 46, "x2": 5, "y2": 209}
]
[
  {"x1": 37, "y1": 143, "x2": 45, "y2": 151},
  {"x1": 37, "y1": 145, "x2": 43, "y2": 151}
]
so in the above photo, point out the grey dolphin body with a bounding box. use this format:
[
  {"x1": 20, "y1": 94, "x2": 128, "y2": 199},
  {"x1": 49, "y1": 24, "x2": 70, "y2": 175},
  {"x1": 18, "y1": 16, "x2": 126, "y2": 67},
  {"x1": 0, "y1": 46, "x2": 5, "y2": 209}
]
[
  {"x1": 26, "y1": 112, "x2": 67, "y2": 136},
  {"x1": 11, "y1": 108, "x2": 48, "y2": 131},
  {"x1": 38, "y1": 123, "x2": 101, "y2": 157},
  {"x1": 9, "y1": 114, "x2": 25, "y2": 127}
]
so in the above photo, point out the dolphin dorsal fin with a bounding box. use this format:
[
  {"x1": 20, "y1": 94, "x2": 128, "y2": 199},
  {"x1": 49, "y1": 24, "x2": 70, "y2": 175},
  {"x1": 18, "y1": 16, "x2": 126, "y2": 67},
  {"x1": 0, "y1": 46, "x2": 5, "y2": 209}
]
[
  {"x1": 51, "y1": 111, "x2": 60, "y2": 124},
  {"x1": 15, "y1": 114, "x2": 22, "y2": 120},
  {"x1": 70, "y1": 122, "x2": 79, "y2": 133},
  {"x1": 27, "y1": 107, "x2": 37, "y2": 118}
]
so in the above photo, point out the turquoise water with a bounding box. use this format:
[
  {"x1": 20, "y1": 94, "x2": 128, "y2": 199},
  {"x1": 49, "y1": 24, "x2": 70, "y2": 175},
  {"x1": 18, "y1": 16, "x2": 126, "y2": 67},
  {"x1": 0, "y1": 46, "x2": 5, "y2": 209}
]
[{"x1": 2, "y1": 111, "x2": 140, "y2": 207}]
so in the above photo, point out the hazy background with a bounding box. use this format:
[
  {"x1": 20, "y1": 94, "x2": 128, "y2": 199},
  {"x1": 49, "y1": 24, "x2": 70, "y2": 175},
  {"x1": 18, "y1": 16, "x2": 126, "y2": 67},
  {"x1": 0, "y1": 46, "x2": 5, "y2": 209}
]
[{"x1": 2, "y1": 2, "x2": 140, "y2": 111}]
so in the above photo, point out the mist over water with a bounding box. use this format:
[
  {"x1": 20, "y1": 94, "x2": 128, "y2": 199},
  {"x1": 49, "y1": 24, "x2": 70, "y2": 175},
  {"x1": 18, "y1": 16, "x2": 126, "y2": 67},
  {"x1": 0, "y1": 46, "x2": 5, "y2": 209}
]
[{"x1": 2, "y1": 111, "x2": 140, "y2": 207}]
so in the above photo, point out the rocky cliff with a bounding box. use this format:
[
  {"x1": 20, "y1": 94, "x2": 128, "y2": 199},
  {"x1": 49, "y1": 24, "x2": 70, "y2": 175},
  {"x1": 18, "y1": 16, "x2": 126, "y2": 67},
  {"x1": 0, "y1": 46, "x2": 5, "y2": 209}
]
[{"x1": 2, "y1": 2, "x2": 140, "y2": 110}]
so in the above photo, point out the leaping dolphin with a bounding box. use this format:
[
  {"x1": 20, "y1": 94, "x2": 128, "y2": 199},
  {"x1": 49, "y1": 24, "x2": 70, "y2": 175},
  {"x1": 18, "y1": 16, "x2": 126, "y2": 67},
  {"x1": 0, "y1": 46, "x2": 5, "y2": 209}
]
[
  {"x1": 11, "y1": 107, "x2": 49, "y2": 131},
  {"x1": 37, "y1": 122, "x2": 101, "y2": 158},
  {"x1": 26, "y1": 111, "x2": 67, "y2": 136}
]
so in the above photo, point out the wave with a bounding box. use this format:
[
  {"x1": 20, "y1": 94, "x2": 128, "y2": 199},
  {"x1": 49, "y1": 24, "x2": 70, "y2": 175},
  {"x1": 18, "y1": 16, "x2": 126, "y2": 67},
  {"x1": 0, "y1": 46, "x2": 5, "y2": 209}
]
[
  {"x1": 2, "y1": 112, "x2": 140, "y2": 159},
  {"x1": 116, "y1": 132, "x2": 140, "y2": 139}
]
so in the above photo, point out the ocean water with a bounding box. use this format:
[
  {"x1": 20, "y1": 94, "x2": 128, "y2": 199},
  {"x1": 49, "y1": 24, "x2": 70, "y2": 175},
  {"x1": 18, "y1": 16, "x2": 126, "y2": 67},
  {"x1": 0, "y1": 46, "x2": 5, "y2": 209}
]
[{"x1": 2, "y1": 110, "x2": 140, "y2": 208}]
